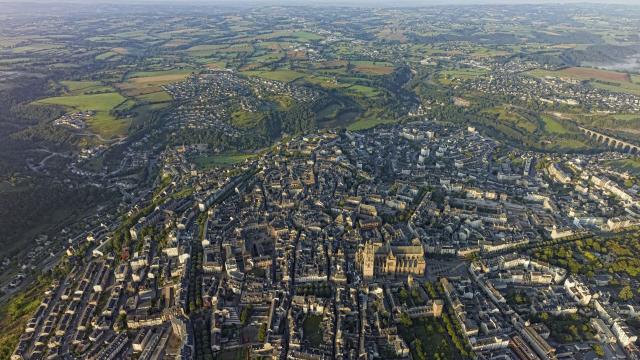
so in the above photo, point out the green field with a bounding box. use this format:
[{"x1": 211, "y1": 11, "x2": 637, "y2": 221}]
[
  {"x1": 0, "y1": 58, "x2": 31, "y2": 64},
  {"x1": 606, "y1": 158, "x2": 640, "y2": 175},
  {"x1": 613, "y1": 114, "x2": 640, "y2": 121},
  {"x1": 439, "y1": 67, "x2": 489, "y2": 84},
  {"x1": 528, "y1": 67, "x2": 640, "y2": 96},
  {"x1": 35, "y1": 92, "x2": 130, "y2": 138},
  {"x1": 186, "y1": 43, "x2": 253, "y2": 57},
  {"x1": 253, "y1": 30, "x2": 323, "y2": 41},
  {"x1": 483, "y1": 106, "x2": 538, "y2": 133},
  {"x1": 127, "y1": 68, "x2": 195, "y2": 79},
  {"x1": 117, "y1": 69, "x2": 191, "y2": 103},
  {"x1": 547, "y1": 138, "x2": 589, "y2": 151},
  {"x1": 542, "y1": 115, "x2": 569, "y2": 134},
  {"x1": 590, "y1": 81, "x2": 640, "y2": 96},
  {"x1": 60, "y1": 80, "x2": 113, "y2": 95},
  {"x1": 347, "y1": 115, "x2": 396, "y2": 131},
  {"x1": 36, "y1": 92, "x2": 125, "y2": 112},
  {"x1": 0, "y1": 277, "x2": 51, "y2": 360},
  {"x1": 345, "y1": 84, "x2": 381, "y2": 97},
  {"x1": 231, "y1": 110, "x2": 264, "y2": 128},
  {"x1": 242, "y1": 69, "x2": 307, "y2": 82},
  {"x1": 137, "y1": 91, "x2": 173, "y2": 103},
  {"x1": 9, "y1": 43, "x2": 64, "y2": 54},
  {"x1": 95, "y1": 51, "x2": 118, "y2": 61}
]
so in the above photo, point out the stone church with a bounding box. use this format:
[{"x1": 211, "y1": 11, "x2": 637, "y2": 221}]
[{"x1": 356, "y1": 240, "x2": 426, "y2": 279}]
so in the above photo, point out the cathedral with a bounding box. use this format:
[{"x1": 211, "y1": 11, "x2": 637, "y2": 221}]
[{"x1": 356, "y1": 240, "x2": 426, "y2": 279}]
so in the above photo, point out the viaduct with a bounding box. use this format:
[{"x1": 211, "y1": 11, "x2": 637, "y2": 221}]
[{"x1": 579, "y1": 127, "x2": 640, "y2": 155}]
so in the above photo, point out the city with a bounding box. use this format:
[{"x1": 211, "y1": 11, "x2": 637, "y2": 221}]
[{"x1": 0, "y1": 2, "x2": 639, "y2": 360}]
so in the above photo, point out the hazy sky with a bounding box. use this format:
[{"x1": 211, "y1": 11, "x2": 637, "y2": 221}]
[{"x1": 2, "y1": 0, "x2": 639, "y2": 4}]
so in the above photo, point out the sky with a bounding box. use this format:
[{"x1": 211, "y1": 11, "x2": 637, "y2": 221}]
[{"x1": 2, "y1": 0, "x2": 639, "y2": 4}]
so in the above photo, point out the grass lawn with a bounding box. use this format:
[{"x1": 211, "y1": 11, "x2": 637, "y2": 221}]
[
  {"x1": 547, "y1": 138, "x2": 589, "y2": 151},
  {"x1": 303, "y1": 315, "x2": 323, "y2": 347},
  {"x1": 542, "y1": 115, "x2": 568, "y2": 134}
]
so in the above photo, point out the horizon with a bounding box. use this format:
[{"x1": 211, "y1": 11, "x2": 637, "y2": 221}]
[{"x1": 2, "y1": 0, "x2": 640, "y2": 6}]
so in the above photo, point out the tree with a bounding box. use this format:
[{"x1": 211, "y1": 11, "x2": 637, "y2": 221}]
[
  {"x1": 399, "y1": 312, "x2": 413, "y2": 327},
  {"x1": 618, "y1": 285, "x2": 633, "y2": 301},
  {"x1": 592, "y1": 343, "x2": 604, "y2": 357},
  {"x1": 398, "y1": 288, "x2": 409, "y2": 304},
  {"x1": 257, "y1": 323, "x2": 267, "y2": 342}
]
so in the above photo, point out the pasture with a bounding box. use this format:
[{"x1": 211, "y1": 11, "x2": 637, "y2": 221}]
[{"x1": 34, "y1": 92, "x2": 130, "y2": 138}]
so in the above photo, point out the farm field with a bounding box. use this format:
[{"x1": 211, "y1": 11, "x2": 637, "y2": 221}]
[
  {"x1": 528, "y1": 67, "x2": 640, "y2": 95},
  {"x1": 242, "y1": 69, "x2": 307, "y2": 83},
  {"x1": 589, "y1": 81, "x2": 640, "y2": 96},
  {"x1": 439, "y1": 67, "x2": 489, "y2": 84},
  {"x1": 559, "y1": 67, "x2": 631, "y2": 82},
  {"x1": 253, "y1": 30, "x2": 323, "y2": 41},
  {"x1": 34, "y1": 92, "x2": 130, "y2": 138},
  {"x1": 117, "y1": 69, "x2": 192, "y2": 102},
  {"x1": 351, "y1": 60, "x2": 395, "y2": 75},
  {"x1": 95, "y1": 51, "x2": 119, "y2": 61},
  {"x1": 60, "y1": 80, "x2": 113, "y2": 95},
  {"x1": 346, "y1": 84, "x2": 381, "y2": 97}
]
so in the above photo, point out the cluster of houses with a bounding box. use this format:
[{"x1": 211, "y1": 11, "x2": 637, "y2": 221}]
[
  {"x1": 163, "y1": 69, "x2": 318, "y2": 136},
  {"x1": 460, "y1": 59, "x2": 640, "y2": 113},
  {"x1": 52, "y1": 111, "x2": 93, "y2": 129}
]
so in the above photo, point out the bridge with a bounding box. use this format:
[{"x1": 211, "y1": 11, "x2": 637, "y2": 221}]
[{"x1": 579, "y1": 127, "x2": 640, "y2": 155}]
